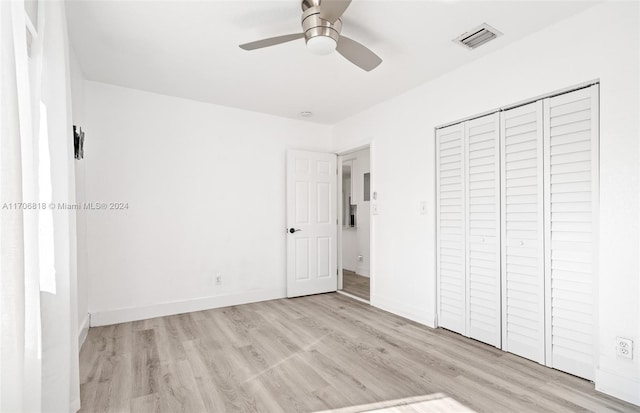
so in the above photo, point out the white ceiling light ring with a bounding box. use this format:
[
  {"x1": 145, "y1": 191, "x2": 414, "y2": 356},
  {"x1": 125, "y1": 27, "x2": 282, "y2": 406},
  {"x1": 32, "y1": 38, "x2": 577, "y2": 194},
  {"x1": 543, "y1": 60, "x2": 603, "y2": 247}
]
[{"x1": 306, "y1": 35, "x2": 337, "y2": 55}]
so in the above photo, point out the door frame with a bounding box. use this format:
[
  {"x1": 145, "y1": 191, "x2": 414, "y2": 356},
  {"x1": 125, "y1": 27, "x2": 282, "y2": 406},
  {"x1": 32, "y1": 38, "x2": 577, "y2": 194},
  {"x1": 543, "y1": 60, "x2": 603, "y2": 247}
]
[{"x1": 336, "y1": 144, "x2": 373, "y2": 302}]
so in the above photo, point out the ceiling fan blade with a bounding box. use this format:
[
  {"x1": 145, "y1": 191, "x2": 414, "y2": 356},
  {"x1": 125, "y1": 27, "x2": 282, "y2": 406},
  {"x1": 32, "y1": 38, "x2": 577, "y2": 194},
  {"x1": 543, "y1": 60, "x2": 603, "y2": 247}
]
[
  {"x1": 336, "y1": 35, "x2": 382, "y2": 71},
  {"x1": 319, "y1": 0, "x2": 352, "y2": 23},
  {"x1": 239, "y1": 33, "x2": 304, "y2": 50}
]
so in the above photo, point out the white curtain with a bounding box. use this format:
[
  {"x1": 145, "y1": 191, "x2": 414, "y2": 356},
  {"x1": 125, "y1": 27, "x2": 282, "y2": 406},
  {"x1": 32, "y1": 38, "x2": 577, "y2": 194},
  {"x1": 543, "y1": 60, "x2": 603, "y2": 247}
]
[
  {"x1": 0, "y1": 2, "x2": 43, "y2": 411},
  {"x1": 0, "y1": 1, "x2": 80, "y2": 412}
]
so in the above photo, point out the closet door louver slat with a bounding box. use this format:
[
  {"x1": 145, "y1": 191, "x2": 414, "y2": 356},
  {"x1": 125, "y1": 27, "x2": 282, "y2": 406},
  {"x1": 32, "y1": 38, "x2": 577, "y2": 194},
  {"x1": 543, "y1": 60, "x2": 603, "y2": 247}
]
[
  {"x1": 544, "y1": 86, "x2": 598, "y2": 380},
  {"x1": 501, "y1": 101, "x2": 545, "y2": 364},
  {"x1": 466, "y1": 114, "x2": 501, "y2": 347},
  {"x1": 436, "y1": 123, "x2": 466, "y2": 335}
]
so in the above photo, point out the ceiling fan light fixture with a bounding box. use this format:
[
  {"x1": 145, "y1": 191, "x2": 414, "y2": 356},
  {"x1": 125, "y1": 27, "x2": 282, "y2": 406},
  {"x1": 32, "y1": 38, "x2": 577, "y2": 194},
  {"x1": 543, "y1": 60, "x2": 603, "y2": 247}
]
[
  {"x1": 306, "y1": 35, "x2": 337, "y2": 55},
  {"x1": 238, "y1": 0, "x2": 382, "y2": 71}
]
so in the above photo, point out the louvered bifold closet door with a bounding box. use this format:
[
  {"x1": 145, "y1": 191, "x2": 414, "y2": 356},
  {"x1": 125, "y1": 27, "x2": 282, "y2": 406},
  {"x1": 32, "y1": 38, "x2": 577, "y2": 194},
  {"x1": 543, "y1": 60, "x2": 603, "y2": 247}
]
[
  {"x1": 500, "y1": 101, "x2": 545, "y2": 364},
  {"x1": 436, "y1": 123, "x2": 466, "y2": 335},
  {"x1": 543, "y1": 86, "x2": 598, "y2": 380},
  {"x1": 465, "y1": 114, "x2": 501, "y2": 347}
]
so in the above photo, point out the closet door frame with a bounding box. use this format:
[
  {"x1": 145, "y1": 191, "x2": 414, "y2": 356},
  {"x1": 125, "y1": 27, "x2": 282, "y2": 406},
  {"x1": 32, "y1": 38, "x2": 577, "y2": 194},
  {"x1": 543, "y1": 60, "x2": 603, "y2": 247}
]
[{"x1": 590, "y1": 85, "x2": 600, "y2": 377}]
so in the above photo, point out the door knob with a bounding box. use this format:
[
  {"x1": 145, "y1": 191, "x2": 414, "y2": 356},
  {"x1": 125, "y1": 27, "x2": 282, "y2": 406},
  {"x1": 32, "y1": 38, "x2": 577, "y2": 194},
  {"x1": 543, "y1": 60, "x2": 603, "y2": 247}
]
[{"x1": 289, "y1": 228, "x2": 302, "y2": 234}]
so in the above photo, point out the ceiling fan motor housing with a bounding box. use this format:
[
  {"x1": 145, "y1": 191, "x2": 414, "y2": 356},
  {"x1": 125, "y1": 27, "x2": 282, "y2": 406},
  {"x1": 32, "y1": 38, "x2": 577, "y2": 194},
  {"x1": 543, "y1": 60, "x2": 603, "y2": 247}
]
[{"x1": 301, "y1": 5, "x2": 342, "y2": 45}]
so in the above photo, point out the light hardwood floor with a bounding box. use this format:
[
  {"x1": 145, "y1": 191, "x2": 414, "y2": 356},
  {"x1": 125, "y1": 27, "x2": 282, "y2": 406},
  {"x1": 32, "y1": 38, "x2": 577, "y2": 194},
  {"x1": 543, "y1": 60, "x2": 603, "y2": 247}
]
[
  {"x1": 341, "y1": 270, "x2": 370, "y2": 301},
  {"x1": 80, "y1": 293, "x2": 639, "y2": 413}
]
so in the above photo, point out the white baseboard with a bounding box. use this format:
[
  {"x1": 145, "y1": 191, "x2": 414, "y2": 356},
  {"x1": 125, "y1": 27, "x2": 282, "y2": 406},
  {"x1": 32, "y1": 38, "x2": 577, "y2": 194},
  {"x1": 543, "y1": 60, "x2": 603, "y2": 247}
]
[
  {"x1": 371, "y1": 294, "x2": 435, "y2": 328},
  {"x1": 89, "y1": 289, "x2": 285, "y2": 327},
  {"x1": 78, "y1": 314, "x2": 90, "y2": 349},
  {"x1": 70, "y1": 397, "x2": 81, "y2": 413},
  {"x1": 595, "y1": 368, "x2": 640, "y2": 406}
]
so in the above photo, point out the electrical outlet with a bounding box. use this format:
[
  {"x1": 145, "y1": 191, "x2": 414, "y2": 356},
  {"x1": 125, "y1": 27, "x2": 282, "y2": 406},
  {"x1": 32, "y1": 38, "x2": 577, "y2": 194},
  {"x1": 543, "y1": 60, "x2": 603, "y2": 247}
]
[
  {"x1": 616, "y1": 337, "x2": 633, "y2": 359},
  {"x1": 420, "y1": 201, "x2": 427, "y2": 215},
  {"x1": 215, "y1": 272, "x2": 222, "y2": 286}
]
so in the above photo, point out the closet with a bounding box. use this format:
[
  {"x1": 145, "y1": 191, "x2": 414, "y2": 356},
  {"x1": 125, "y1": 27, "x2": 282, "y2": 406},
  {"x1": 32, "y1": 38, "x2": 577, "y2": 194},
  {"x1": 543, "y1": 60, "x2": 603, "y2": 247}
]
[{"x1": 435, "y1": 84, "x2": 599, "y2": 381}]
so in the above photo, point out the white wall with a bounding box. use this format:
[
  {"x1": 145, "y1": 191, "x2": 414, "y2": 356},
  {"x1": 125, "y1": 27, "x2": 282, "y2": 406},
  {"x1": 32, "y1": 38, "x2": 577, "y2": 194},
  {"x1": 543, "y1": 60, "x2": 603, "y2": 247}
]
[
  {"x1": 332, "y1": 1, "x2": 639, "y2": 405},
  {"x1": 84, "y1": 81, "x2": 332, "y2": 326},
  {"x1": 342, "y1": 228, "x2": 357, "y2": 272},
  {"x1": 68, "y1": 45, "x2": 89, "y2": 347}
]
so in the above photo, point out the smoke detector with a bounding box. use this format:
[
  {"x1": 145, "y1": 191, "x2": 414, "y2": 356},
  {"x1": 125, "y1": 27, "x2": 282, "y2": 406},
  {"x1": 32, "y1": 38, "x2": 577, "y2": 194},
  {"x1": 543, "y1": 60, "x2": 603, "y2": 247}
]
[{"x1": 454, "y1": 23, "x2": 502, "y2": 50}]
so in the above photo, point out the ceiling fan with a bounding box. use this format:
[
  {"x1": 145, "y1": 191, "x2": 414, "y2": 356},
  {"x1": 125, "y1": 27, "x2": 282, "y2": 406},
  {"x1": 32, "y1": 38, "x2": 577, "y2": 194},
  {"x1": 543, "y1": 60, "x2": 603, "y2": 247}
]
[{"x1": 239, "y1": 0, "x2": 382, "y2": 72}]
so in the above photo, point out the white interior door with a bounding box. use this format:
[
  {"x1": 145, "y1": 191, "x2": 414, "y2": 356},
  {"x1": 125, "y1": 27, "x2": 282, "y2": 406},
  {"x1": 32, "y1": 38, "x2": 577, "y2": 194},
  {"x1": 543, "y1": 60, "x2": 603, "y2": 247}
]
[
  {"x1": 466, "y1": 113, "x2": 501, "y2": 348},
  {"x1": 436, "y1": 123, "x2": 467, "y2": 335},
  {"x1": 500, "y1": 101, "x2": 546, "y2": 364},
  {"x1": 286, "y1": 150, "x2": 337, "y2": 298},
  {"x1": 544, "y1": 86, "x2": 598, "y2": 380}
]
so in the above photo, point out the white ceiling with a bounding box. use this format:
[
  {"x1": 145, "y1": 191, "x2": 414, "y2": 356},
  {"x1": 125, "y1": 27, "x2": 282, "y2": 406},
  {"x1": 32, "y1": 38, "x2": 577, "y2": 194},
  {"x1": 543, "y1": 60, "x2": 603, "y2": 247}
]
[{"x1": 66, "y1": 0, "x2": 597, "y2": 124}]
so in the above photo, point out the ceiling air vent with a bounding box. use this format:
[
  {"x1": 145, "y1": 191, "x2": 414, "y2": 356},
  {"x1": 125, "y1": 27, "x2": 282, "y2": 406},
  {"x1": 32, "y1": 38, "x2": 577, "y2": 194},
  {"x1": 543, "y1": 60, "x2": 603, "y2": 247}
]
[{"x1": 454, "y1": 23, "x2": 502, "y2": 50}]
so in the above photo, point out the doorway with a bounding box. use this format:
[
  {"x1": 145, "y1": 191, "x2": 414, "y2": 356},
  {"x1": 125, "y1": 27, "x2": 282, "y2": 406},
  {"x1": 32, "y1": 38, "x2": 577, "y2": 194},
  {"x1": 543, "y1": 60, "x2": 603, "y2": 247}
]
[{"x1": 338, "y1": 147, "x2": 371, "y2": 302}]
